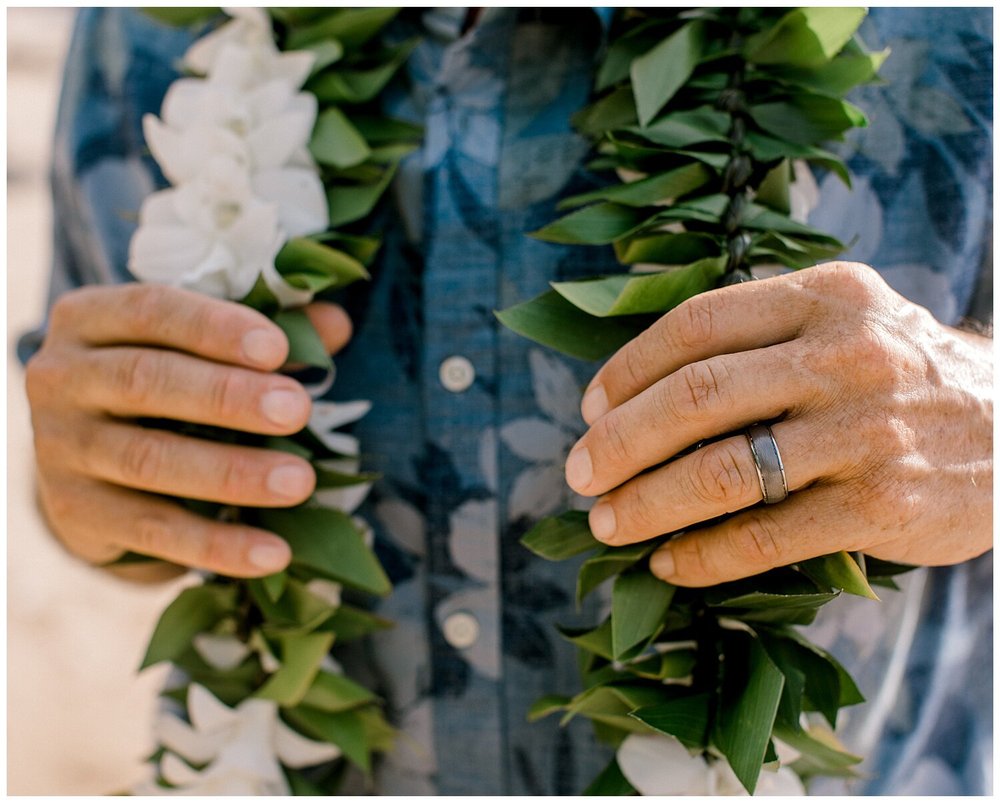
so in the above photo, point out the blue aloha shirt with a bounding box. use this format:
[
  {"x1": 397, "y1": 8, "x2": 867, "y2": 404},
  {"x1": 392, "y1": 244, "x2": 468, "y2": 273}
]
[{"x1": 21, "y1": 7, "x2": 992, "y2": 796}]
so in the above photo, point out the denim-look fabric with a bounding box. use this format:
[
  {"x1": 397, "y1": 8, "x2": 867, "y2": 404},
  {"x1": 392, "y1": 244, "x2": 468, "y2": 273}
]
[{"x1": 22, "y1": 7, "x2": 991, "y2": 795}]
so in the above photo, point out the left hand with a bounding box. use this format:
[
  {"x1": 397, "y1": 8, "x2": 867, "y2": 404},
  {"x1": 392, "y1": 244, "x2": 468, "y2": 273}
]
[{"x1": 565, "y1": 262, "x2": 992, "y2": 587}]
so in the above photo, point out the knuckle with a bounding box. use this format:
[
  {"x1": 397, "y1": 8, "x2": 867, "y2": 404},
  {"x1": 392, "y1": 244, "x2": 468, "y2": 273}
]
[
  {"x1": 672, "y1": 294, "x2": 716, "y2": 351},
  {"x1": 124, "y1": 284, "x2": 167, "y2": 334},
  {"x1": 730, "y1": 514, "x2": 784, "y2": 567},
  {"x1": 671, "y1": 533, "x2": 717, "y2": 584},
  {"x1": 114, "y1": 349, "x2": 161, "y2": 407},
  {"x1": 594, "y1": 412, "x2": 632, "y2": 470},
  {"x1": 24, "y1": 351, "x2": 64, "y2": 404},
  {"x1": 620, "y1": 339, "x2": 652, "y2": 392},
  {"x1": 672, "y1": 360, "x2": 731, "y2": 420},
  {"x1": 207, "y1": 369, "x2": 245, "y2": 420},
  {"x1": 122, "y1": 433, "x2": 167, "y2": 487},
  {"x1": 690, "y1": 443, "x2": 755, "y2": 507},
  {"x1": 217, "y1": 454, "x2": 255, "y2": 500},
  {"x1": 618, "y1": 486, "x2": 659, "y2": 537},
  {"x1": 132, "y1": 513, "x2": 178, "y2": 557}
]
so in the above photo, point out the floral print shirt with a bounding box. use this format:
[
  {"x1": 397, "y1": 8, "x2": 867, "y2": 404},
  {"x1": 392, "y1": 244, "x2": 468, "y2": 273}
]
[{"x1": 22, "y1": 7, "x2": 992, "y2": 796}]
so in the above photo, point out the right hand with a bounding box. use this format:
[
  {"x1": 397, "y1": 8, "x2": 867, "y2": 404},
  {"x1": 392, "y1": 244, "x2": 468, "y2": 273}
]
[{"x1": 25, "y1": 283, "x2": 353, "y2": 578}]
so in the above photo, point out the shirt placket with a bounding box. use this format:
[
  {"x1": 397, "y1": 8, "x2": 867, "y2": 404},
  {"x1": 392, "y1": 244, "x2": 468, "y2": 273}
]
[{"x1": 418, "y1": 13, "x2": 514, "y2": 795}]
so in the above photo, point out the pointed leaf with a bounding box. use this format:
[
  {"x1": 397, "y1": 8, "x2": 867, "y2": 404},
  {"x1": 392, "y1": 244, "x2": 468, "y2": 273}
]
[
  {"x1": 255, "y1": 631, "x2": 335, "y2": 706},
  {"x1": 630, "y1": 692, "x2": 711, "y2": 749},
  {"x1": 559, "y1": 162, "x2": 711, "y2": 210},
  {"x1": 632, "y1": 21, "x2": 706, "y2": 126},
  {"x1": 749, "y1": 95, "x2": 868, "y2": 146},
  {"x1": 274, "y1": 309, "x2": 332, "y2": 370},
  {"x1": 141, "y1": 584, "x2": 237, "y2": 669},
  {"x1": 577, "y1": 543, "x2": 654, "y2": 604},
  {"x1": 745, "y1": 8, "x2": 867, "y2": 68},
  {"x1": 286, "y1": 7, "x2": 399, "y2": 50},
  {"x1": 256, "y1": 507, "x2": 391, "y2": 596},
  {"x1": 300, "y1": 670, "x2": 377, "y2": 713},
  {"x1": 611, "y1": 570, "x2": 676, "y2": 658},
  {"x1": 628, "y1": 106, "x2": 730, "y2": 148},
  {"x1": 309, "y1": 107, "x2": 370, "y2": 168},
  {"x1": 284, "y1": 707, "x2": 369, "y2": 772},
  {"x1": 520, "y1": 510, "x2": 601, "y2": 561},
  {"x1": 531, "y1": 202, "x2": 647, "y2": 245},
  {"x1": 495, "y1": 289, "x2": 650, "y2": 362},
  {"x1": 798, "y1": 551, "x2": 879, "y2": 600},
  {"x1": 276, "y1": 238, "x2": 370, "y2": 290},
  {"x1": 527, "y1": 694, "x2": 572, "y2": 722}
]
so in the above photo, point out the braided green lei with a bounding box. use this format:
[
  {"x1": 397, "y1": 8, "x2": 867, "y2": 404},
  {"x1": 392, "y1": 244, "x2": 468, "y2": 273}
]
[{"x1": 139, "y1": 7, "x2": 894, "y2": 795}]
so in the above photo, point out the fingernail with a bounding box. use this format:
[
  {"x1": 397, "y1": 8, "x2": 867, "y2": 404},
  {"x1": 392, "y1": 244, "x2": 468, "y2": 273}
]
[
  {"x1": 589, "y1": 500, "x2": 616, "y2": 542},
  {"x1": 565, "y1": 446, "x2": 593, "y2": 492},
  {"x1": 261, "y1": 389, "x2": 308, "y2": 428},
  {"x1": 581, "y1": 384, "x2": 609, "y2": 424},
  {"x1": 248, "y1": 541, "x2": 291, "y2": 572},
  {"x1": 651, "y1": 547, "x2": 675, "y2": 579},
  {"x1": 267, "y1": 464, "x2": 313, "y2": 500},
  {"x1": 243, "y1": 329, "x2": 285, "y2": 367}
]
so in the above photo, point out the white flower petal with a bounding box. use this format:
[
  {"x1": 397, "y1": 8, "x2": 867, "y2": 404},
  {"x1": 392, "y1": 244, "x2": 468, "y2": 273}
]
[
  {"x1": 261, "y1": 261, "x2": 315, "y2": 309},
  {"x1": 311, "y1": 399, "x2": 372, "y2": 430},
  {"x1": 128, "y1": 224, "x2": 215, "y2": 285},
  {"x1": 193, "y1": 633, "x2": 252, "y2": 671},
  {"x1": 248, "y1": 97, "x2": 318, "y2": 170},
  {"x1": 499, "y1": 417, "x2": 573, "y2": 463},
  {"x1": 160, "y1": 751, "x2": 205, "y2": 787},
  {"x1": 269, "y1": 51, "x2": 316, "y2": 89},
  {"x1": 313, "y1": 482, "x2": 373, "y2": 515},
  {"x1": 274, "y1": 719, "x2": 342, "y2": 768},
  {"x1": 617, "y1": 733, "x2": 711, "y2": 796},
  {"x1": 252, "y1": 166, "x2": 328, "y2": 236},
  {"x1": 188, "y1": 683, "x2": 241, "y2": 734},
  {"x1": 154, "y1": 712, "x2": 225, "y2": 765},
  {"x1": 755, "y1": 767, "x2": 807, "y2": 795}
]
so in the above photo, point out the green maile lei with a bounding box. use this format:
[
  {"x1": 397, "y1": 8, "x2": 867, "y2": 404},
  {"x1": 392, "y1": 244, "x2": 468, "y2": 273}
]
[{"x1": 140, "y1": 6, "x2": 902, "y2": 795}]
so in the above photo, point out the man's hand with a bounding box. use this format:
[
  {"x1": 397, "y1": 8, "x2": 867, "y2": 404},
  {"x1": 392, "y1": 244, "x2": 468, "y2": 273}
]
[
  {"x1": 25, "y1": 284, "x2": 353, "y2": 578},
  {"x1": 566, "y1": 262, "x2": 993, "y2": 586}
]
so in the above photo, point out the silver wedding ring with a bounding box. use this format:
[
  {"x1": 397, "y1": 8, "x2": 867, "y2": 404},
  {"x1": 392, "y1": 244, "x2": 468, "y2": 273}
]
[{"x1": 745, "y1": 423, "x2": 788, "y2": 504}]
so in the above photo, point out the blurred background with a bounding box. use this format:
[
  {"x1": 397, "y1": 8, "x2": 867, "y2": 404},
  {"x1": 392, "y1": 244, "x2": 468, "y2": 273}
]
[{"x1": 7, "y1": 8, "x2": 187, "y2": 794}]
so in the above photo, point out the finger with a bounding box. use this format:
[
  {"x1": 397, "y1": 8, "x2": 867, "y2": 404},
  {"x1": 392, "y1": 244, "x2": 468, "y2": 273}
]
[
  {"x1": 581, "y1": 271, "x2": 816, "y2": 424},
  {"x1": 40, "y1": 477, "x2": 292, "y2": 577},
  {"x1": 648, "y1": 483, "x2": 864, "y2": 587},
  {"x1": 567, "y1": 342, "x2": 810, "y2": 497},
  {"x1": 76, "y1": 346, "x2": 312, "y2": 434},
  {"x1": 588, "y1": 417, "x2": 843, "y2": 546},
  {"x1": 302, "y1": 302, "x2": 353, "y2": 356},
  {"x1": 68, "y1": 420, "x2": 316, "y2": 507},
  {"x1": 50, "y1": 284, "x2": 290, "y2": 370}
]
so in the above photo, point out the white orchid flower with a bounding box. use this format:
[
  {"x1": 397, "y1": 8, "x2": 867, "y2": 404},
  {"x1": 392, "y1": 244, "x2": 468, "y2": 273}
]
[
  {"x1": 184, "y1": 7, "x2": 314, "y2": 90},
  {"x1": 128, "y1": 155, "x2": 284, "y2": 300},
  {"x1": 617, "y1": 733, "x2": 806, "y2": 796},
  {"x1": 308, "y1": 400, "x2": 373, "y2": 456},
  {"x1": 134, "y1": 684, "x2": 340, "y2": 795},
  {"x1": 144, "y1": 78, "x2": 320, "y2": 181}
]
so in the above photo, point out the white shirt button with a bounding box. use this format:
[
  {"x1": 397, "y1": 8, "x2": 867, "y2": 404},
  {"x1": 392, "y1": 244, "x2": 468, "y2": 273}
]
[
  {"x1": 442, "y1": 611, "x2": 479, "y2": 649},
  {"x1": 439, "y1": 355, "x2": 475, "y2": 393}
]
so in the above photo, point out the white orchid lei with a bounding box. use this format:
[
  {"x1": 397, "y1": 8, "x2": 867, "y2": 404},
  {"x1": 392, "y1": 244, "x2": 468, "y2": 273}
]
[{"x1": 128, "y1": 6, "x2": 900, "y2": 796}]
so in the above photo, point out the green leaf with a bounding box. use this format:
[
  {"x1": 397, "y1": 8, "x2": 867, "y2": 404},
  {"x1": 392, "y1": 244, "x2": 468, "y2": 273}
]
[
  {"x1": 742, "y1": 203, "x2": 843, "y2": 244},
  {"x1": 284, "y1": 707, "x2": 370, "y2": 772},
  {"x1": 615, "y1": 232, "x2": 721, "y2": 266},
  {"x1": 775, "y1": 723, "x2": 862, "y2": 777},
  {"x1": 321, "y1": 604, "x2": 394, "y2": 642},
  {"x1": 745, "y1": 131, "x2": 850, "y2": 186},
  {"x1": 583, "y1": 757, "x2": 637, "y2": 795},
  {"x1": 495, "y1": 289, "x2": 650, "y2": 362},
  {"x1": 248, "y1": 577, "x2": 337, "y2": 634},
  {"x1": 563, "y1": 683, "x2": 670, "y2": 731},
  {"x1": 531, "y1": 202, "x2": 646, "y2": 245},
  {"x1": 141, "y1": 584, "x2": 237, "y2": 669},
  {"x1": 520, "y1": 510, "x2": 601, "y2": 561},
  {"x1": 627, "y1": 649, "x2": 697, "y2": 681},
  {"x1": 632, "y1": 21, "x2": 706, "y2": 126},
  {"x1": 561, "y1": 618, "x2": 615, "y2": 661},
  {"x1": 596, "y1": 20, "x2": 664, "y2": 91},
  {"x1": 558, "y1": 162, "x2": 712, "y2": 210},
  {"x1": 275, "y1": 237, "x2": 370, "y2": 290},
  {"x1": 307, "y1": 39, "x2": 417, "y2": 105},
  {"x1": 255, "y1": 631, "x2": 335, "y2": 706},
  {"x1": 756, "y1": 159, "x2": 791, "y2": 215},
  {"x1": 710, "y1": 590, "x2": 839, "y2": 611},
  {"x1": 746, "y1": 8, "x2": 867, "y2": 68},
  {"x1": 143, "y1": 7, "x2": 221, "y2": 27},
  {"x1": 577, "y1": 543, "x2": 655, "y2": 605},
  {"x1": 749, "y1": 95, "x2": 868, "y2": 146},
  {"x1": 573, "y1": 85, "x2": 638, "y2": 138},
  {"x1": 552, "y1": 257, "x2": 726, "y2": 318},
  {"x1": 256, "y1": 507, "x2": 391, "y2": 596},
  {"x1": 611, "y1": 570, "x2": 676, "y2": 659},
  {"x1": 798, "y1": 551, "x2": 879, "y2": 600},
  {"x1": 327, "y1": 163, "x2": 398, "y2": 228},
  {"x1": 769, "y1": 49, "x2": 890, "y2": 95},
  {"x1": 286, "y1": 7, "x2": 399, "y2": 50},
  {"x1": 300, "y1": 670, "x2": 377, "y2": 713},
  {"x1": 261, "y1": 571, "x2": 288, "y2": 603},
  {"x1": 630, "y1": 692, "x2": 711, "y2": 749},
  {"x1": 274, "y1": 309, "x2": 332, "y2": 370},
  {"x1": 713, "y1": 635, "x2": 785, "y2": 794},
  {"x1": 628, "y1": 106, "x2": 731, "y2": 148},
  {"x1": 527, "y1": 694, "x2": 572, "y2": 722},
  {"x1": 313, "y1": 464, "x2": 379, "y2": 489},
  {"x1": 351, "y1": 114, "x2": 423, "y2": 145},
  {"x1": 309, "y1": 107, "x2": 371, "y2": 168},
  {"x1": 302, "y1": 39, "x2": 345, "y2": 76}
]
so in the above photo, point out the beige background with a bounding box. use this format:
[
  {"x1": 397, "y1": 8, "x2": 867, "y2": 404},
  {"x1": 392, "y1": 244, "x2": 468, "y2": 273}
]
[{"x1": 7, "y1": 8, "x2": 188, "y2": 794}]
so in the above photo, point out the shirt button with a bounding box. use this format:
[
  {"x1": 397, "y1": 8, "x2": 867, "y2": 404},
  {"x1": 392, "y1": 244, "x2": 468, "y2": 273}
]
[
  {"x1": 439, "y1": 355, "x2": 475, "y2": 393},
  {"x1": 442, "y1": 611, "x2": 479, "y2": 649}
]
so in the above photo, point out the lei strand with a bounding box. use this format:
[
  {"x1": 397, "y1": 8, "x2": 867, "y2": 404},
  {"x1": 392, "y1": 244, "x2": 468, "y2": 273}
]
[{"x1": 126, "y1": 7, "x2": 900, "y2": 796}]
